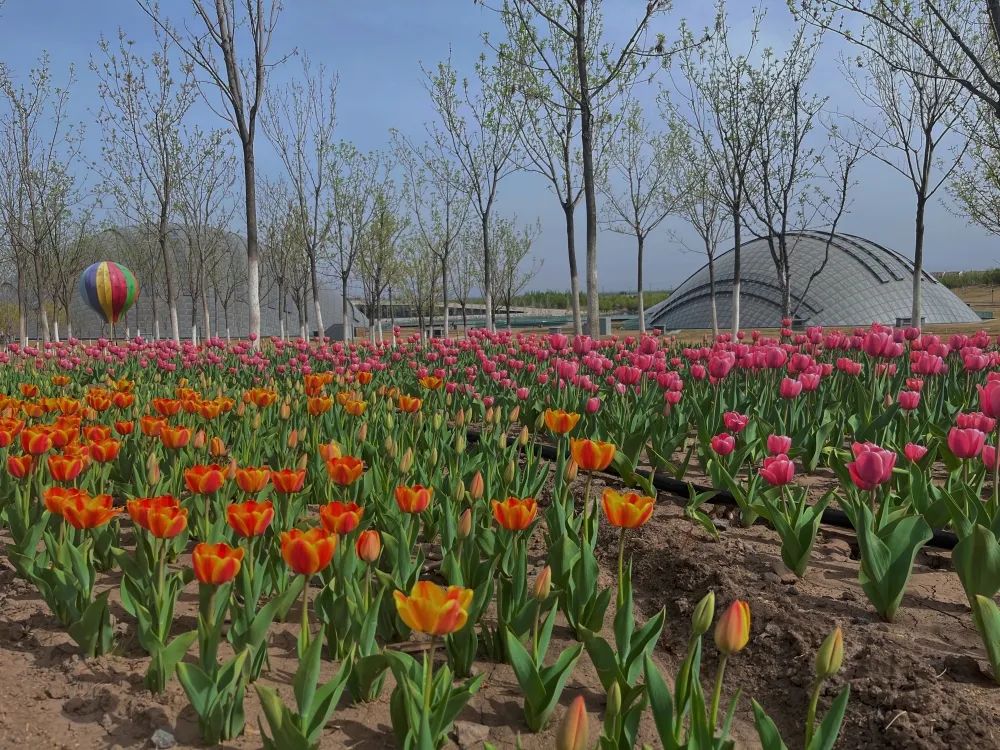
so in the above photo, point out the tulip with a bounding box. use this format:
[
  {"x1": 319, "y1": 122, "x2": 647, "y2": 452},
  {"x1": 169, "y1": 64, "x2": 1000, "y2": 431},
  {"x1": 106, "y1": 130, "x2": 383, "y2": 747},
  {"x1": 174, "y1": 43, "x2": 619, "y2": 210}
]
[
  {"x1": 722, "y1": 411, "x2": 748, "y2": 433},
  {"x1": 948, "y1": 427, "x2": 986, "y2": 459},
  {"x1": 140, "y1": 416, "x2": 167, "y2": 437},
  {"x1": 569, "y1": 437, "x2": 616, "y2": 472},
  {"x1": 847, "y1": 442, "x2": 897, "y2": 491},
  {"x1": 281, "y1": 527, "x2": 337, "y2": 576},
  {"x1": 44, "y1": 486, "x2": 84, "y2": 517},
  {"x1": 235, "y1": 465, "x2": 270, "y2": 493},
  {"x1": 271, "y1": 467, "x2": 306, "y2": 494},
  {"x1": 61, "y1": 492, "x2": 118, "y2": 530},
  {"x1": 903, "y1": 443, "x2": 928, "y2": 463},
  {"x1": 601, "y1": 488, "x2": 655, "y2": 529},
  {"x1": 815, "y1": 626, "x2": 844, "y2": 679},
  {"x1": 767, "y1": 434, "x2": 792, "y2": 455},
  {"x1": 7, "y1": 453, "x2": 34, "y2": 479},
  {"x1": 48, "y1": 452, "x2": 85, "y2": 483},
  {"x1": 897, "y1": 390, "x2": 920, "y2": 411},
  {"x1": 544, "y1": 408, "x2": 581, "y2": 435},
  {"x1": 114, "y1": 420, "x2": 134, "y2": 436},
  {"x1": 21, "y1": 427, "x2": 52, "y2": 455},
  {"x1": 491, "y1": 496, "x2": 538, "y2": 531},
  {"x1": 779, "y1": 377, "x2": 803, "y2": 399},
  {"x1": 457, "y1": 508, "x2": 473, "y2": 539},
  {"x1": 192, "y1": 542, "x2": 244, "y2": 585},
  {"x1": 760, "y1": 454, "x2": 795, "y2": 486},
  {"x1": 184, "y1": 463, "x2": 226, "y2": 494},
  {"x1": 160, "y1": 425, "x2": 191, "y2": 449},
  {"x1": 709, "y1": 599, "x2": 751, "y2": 728},
  {"x1": 355, "y1": 529, "x2": 381, "y2": 563},
  {"x1": 691, "y1": 591, "x2": 716, "y2": 638},
  {"x1": 393, "y1": 580, "x2": 473, "y2": 636},
  {"x1": 397, "y1": 395, "x2": 422, "y2": 413},
  {"x1": 319, "y1": 500, "x2": 364, "y2": 534},
  {"x1": 227, "y1": 500, "x2": 275, "y2": 537},
  {"x1": 710, "y1": 433, "x2": 735, "y2": 456},
  {"x1": 88, "y1": 438, "x2": 121, "y2": 464},
  {"x1": 129, "y1": 497, "x2": 188, "y2": 539},
  {"x1": 533, "y1": 565, "x2": 552, "y2": 601},
  {"x1": 982, "y1": 445, "x2": 1000, "y2": 471},
  {"x1": 326, "y1": 455, "x2": 364, "y2": 486},
  {"x1": 979, "y1": 379, "x2": 1000, "y2": 419},
  {"x1": 468, "y1": 471, "x2": 484, "y2": 500},
  {"x1": 395, "y1": 484, "x2": 433, "y2": 514},
  {"x1": 556, "y1": 696, "x2": 589, "y2": 750}
]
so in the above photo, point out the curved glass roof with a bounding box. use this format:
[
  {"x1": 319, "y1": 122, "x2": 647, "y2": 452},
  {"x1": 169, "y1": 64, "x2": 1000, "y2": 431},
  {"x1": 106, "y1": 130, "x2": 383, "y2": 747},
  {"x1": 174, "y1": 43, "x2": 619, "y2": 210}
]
[{"x1": 646, "y1": 231, "x2": 980, "y2": 329}]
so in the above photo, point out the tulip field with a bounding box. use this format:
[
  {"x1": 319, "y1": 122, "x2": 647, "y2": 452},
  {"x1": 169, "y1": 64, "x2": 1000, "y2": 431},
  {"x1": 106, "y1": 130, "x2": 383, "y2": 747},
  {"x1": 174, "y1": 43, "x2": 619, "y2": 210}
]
[{"x1": 0, "y1": 325, "x2": 999, "y2": 749}]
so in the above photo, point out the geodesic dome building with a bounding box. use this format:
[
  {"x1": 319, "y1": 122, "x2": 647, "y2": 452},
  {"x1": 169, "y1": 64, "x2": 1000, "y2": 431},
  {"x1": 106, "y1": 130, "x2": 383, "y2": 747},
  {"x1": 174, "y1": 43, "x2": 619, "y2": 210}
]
[{"x1": 646, "y1": 231, "x2": 979, "y2": 330}]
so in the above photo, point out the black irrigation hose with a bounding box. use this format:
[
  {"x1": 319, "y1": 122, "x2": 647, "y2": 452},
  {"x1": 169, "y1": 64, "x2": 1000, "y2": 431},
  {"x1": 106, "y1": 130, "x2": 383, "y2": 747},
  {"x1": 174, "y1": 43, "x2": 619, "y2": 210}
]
[{"x1": 467, "y1": 428, "x2": 959, "y2": 551}]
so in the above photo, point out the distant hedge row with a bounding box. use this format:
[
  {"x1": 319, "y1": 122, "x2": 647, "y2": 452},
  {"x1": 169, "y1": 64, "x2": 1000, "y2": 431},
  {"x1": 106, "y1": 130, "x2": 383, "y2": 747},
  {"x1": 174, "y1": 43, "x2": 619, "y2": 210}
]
[
  {"x1": 936, "y1": 269, "x2": 1000, "y2": 288},
  {"x1": 510, "y1": 289, "x2": 671, "y2": 313}
]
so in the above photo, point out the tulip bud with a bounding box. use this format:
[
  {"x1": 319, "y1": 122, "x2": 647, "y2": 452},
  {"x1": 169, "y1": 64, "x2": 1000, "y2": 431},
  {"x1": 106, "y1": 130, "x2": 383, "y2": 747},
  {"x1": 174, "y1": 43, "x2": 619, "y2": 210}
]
[
  {"x1": 485, "y1": 407, "x2": 494, "y2": 424},
  {"x1": 385, "y1": 436, "x2": 397, "y2": 459},
  {"x1": 503, "y1": 459, "x2": 516, "y2": 486},
  {"x1": 455, "y1": 432, "x2": 467, "y2": 454},
  {"x1": 357, "y1": 422, "x2": 368, "y2": 443},
  {"x1": 146, "y1": 451, "x2": 160, "y2": 486},
  {"x1": 386, "y1": 412, "x2": 395, "y2": 431},
  {"x1": 296, "y1": 452, "x2": 309, "y2": 470},
  {"x1": 400, "y1": 447, "x2": 414, "y2": 473},
  {"x1": 606, "y1": 681, "x2": 622, "y2": 723},
  {"x1": 533, "y1": 565, "x2": 552, "y2": 601},
  {"x1": 557, "y1": 696, "x2": 589, "y2": 750},
  {"x1": 454, "y1": 408, "x2": 466, "y2": 428},
  {"x1": 509, "y1": 405, "x2": 520, "y2": 424},
  {"x1": 458, "y1": 508, "x2": 473, "y2": 539},
  {"x1": 227, "y1": 458, "x2": 238, "y2": 480},
  {"x1": 518, "y1": 425, "x2": 530, "y2": 446},
  {"x1": 237, "y1": 401, "x2": 246, "y2": 417},
  {"x1": 564, "y1": 459, "x2": 579, "y2": 484},
  {"x1": 815, "y1": 626, "x2": 843, "y2": 679},
  {"x1": 469, "y1": 471, "x2": 484, "y2": 500},
  {"x1": 452, "y1": 478, "x2": 465, "y2": 502},
  {"x1": 355, "y1": 530, "x2": 381, "y2": 563},
  {"x1": 279, "y1": 402, "x2": 291, "y2": 420},
  {"x1": 714, "y1": 600, "x2": 751, "y2": 656},
  {"x1": 691, "y1": 591, "x2": 715, "y2": 637},
  {"x1": 429, "y1": 446, "x2": 439, "y2": 467},
  {"x1": 253, "y1": 411, "x2": 262, "y2": 431},
  {"x1": 433, "y1": 412, "x2": 444, "y2": 430},
  {"x1": 193, "y1": 429, "x2": 206, "y2": 449},
  {"x1": 209, "y1": 436, "x2": 227, "y2": 457},
  {"x1": 288, "y1": 428, "x2": 299, "y2": 449},
  {"x1": 493, "y1": 408, "x2": 504, "y2": 425}
]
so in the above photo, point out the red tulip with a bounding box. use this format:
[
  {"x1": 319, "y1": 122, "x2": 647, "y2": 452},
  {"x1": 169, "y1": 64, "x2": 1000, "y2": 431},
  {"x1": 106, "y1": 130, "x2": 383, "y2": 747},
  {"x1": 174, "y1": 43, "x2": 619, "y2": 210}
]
[
  {"x1": 847, "y1": 442, "x2": 897, "y2": 490},
  {"x1": 760, "y1": 454, "x2": 795, "y2": 486},
  {"x1": 710, "y1": 433, "x2": 735, "y2": 456},
  {"x1": 948, "y1": 427, "x2": 986, "y2": 459},
  {"x1": 766, "y1": 434, "x2": 792, "y2": 455},
  {"x1": 903, "y1": 443, "x2": 928, "y2": 463},
  {"x1": 979, "y1": 379, "x2": 1000, "y2": 419},
  {"x1": 722, "y1": 411, "x2": 748, "y2": 433},
  {"x1": 982, "y1": 445, "x2": 1000, "y2": 471}
]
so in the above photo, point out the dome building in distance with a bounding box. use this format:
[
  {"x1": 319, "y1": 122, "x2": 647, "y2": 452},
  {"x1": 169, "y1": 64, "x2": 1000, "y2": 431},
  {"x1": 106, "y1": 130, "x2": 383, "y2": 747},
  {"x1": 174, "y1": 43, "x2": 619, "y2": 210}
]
[{"x1": 645, "y1": 231, "x2": 980, "y2": 330}]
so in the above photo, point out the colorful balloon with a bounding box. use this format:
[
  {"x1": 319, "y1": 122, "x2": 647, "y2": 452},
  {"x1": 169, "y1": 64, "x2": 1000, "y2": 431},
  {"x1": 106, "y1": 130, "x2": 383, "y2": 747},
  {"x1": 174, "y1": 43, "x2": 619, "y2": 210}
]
[{"x1": 78, "y1": 262, "x2": 140, "y2": 325}]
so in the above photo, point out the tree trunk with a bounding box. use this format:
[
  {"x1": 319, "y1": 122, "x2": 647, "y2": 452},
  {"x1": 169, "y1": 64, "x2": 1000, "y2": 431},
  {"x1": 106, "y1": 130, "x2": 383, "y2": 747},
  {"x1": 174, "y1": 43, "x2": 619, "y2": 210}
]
[
  {"x1": 159, "y1": 202, "x2": 180, "y2": 344},
  {"x1": 151, "y1": 292, "x2": 160, "y2": 341},
  {"x1": 481, "y1": 212, "x2": 494, "y2": 332},
  {"x1": 310, "y1": 251, "x2": 323, "y2": 339},
  {"x1": 33, "y1": 251, "x2": 49, "y2": 344},
  {"x1": 243, "y1": 141, "x2": 262, "y2": 349},
  {"x1": 575, "y1": 0, "x2": 600, "y2": 337},
  {"x1": 563, "y1": 202, "x2": 583, "y2": 336},
  {"x1": 912, "y1": 194, "x2": 926, "y2": 327},
  {"x1": 201, "y1": 278, "x2": 212, "y2": 341},
  {"x1": 441, "y1": 253, "x2": 450, "y2": 338},
  {"x1": 461, "y1": 303, "x2": 468, "y2": 334},
  {"x1": 637, "y1": 233, "x2": 646, "y2": 334},
  {"x1": 708, "y1": 252, "x2": 719, "y2": 339},
  {"x1": 341, "y1": 274, "x2": 351, "y2": 341},
  {"x1": 731, "y1": 207, "x2": 742, "y2": 335},
  {"x1": 16, "y1": 261, "x2": 26, "y2": 347},
  {"x1": 429, "y1": 269, "x2": 437, "y2": 335}
]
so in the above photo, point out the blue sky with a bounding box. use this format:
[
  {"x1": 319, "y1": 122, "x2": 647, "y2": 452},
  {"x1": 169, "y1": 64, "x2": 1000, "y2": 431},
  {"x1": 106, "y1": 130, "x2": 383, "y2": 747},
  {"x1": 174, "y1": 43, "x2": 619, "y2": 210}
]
[{"x1": 0, "y1": 0, "x2": 995, "y2": 294}]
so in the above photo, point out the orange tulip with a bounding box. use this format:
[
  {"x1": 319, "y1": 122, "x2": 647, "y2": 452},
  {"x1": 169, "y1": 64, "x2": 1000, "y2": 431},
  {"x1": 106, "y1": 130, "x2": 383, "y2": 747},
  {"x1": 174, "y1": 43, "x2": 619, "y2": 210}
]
[
  {"x1": 192, "y1": 542, "x2": 244, "y2": 585},
  {"x1": 307, "y1": 396, "x2": 333, "y2": 416},
  {"x1": 50, "y1": 375, "x2": 70, "y2": 387},
  {"x1": 184, "y1": 463, "x2": 226, "y2": 494},
  {"x1": 112, "y1": 391, "x2": 135, "y2": 409},
  {"x1": 152, "y1": 398, "x2": 183, "y2": 416},
  {"x1": 355, "y1": 529, "x2": 381, "y2": 563},
  {"x1": 271, "y1": 467, "x2": 306, "y2": 494},
  {"x1": 114, "y1": 420, "x2": 134, "y2": 436},
  {"x1": 714, "y1": 600, "x2": 751, "y2": 656},
  {"x1": 160, "y1": 425, "x2": 192, "y2": 449},
  {"x1": 356, "y1": 370, "x2": 373, "y2": 385},
  {"x1": 227, "y1": 500, "x2": 275, "y2": 537},
  {"x1": 20, "y1": 427, "x2": 52, "y2": 455},
  {"x1": 19, "y1": 383, "x2": 39, "y2": 398},
  {"x1": 395, "y1": 484, "x2": 433, "y2": 514},
  {"x1": 61, "y1": 492, "x2": 118, "y2": 530},
  {"x1": 318, "y1": 441, "x2": 342, "y2": 462},
  {"x1": 556, "y1": 696, "x2": 590, "y2": 750},
  {"x1": 544, "y1": 408, "x2": 581, "y2": 435},
  {"x1": 246, "y1": 387, "x2": 278, "y2": 408},
  {"x1": 208, "y1": 436, "x2": 227, "y2": 457},
  {"x1": 601, "y1": 488, "x2": 655, "y2": 529},
  {"x1": 83, "y1": 425, "x2": 111, "y2": 442},
  {"x1": 139, "y1": 416, "x2": 166, "y2": 437},
  {"x1": 418, "y1": 375, "x2": 443, "y2": 390},
  {"x1": 393, "y1": 580, "x2": 473, "y2": 636},
  {"x1": 56, "y1": 398, "x2": 81, "y2": 416},
  {"x1": 326, "y1": 455, "x2": 364, "y2": 486},
  {"x1": 280, "y1": 527, "x2": 338, "y2": 576},
  {"x1": 343, "y1": 399, "x2": 367, "y2": 416},
  {"x1": 7, "y1": 453, "x2": 34, "y2": 479},
  {"x1": 397, "y1": 395, "x2": 422, "y2": 413},
  {"x1": 47, "y1": 452, "x2": 85, "y2": 482},
  {"x1": 131, "y1": 497, "x2": 188, "y2": 538},
  {"x1": 88, "y1": 438, "x2": 121, "y2": 464},
  {"x1": 44, "y1": 486, "x2": 85, "y2": 516},
  {"x1": 491, "y1": 496, "x2": 538, "y2": 531},
  {"x1": 569, "y1": 438, "x2": 616, "y2": 472},
  {"x1": 319, "y1": 500, "x2": 364, "y2": 534},
  {"x1": 235, "y1": 465, "x2": 271, "y2": 493}
]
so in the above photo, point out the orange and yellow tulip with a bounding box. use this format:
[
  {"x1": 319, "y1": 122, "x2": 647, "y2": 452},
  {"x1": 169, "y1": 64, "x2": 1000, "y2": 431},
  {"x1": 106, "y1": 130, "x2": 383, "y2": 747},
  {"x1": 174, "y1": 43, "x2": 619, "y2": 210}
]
[
  {"x1": 44, "y1": 486, "x2": 85, "y2": 516},
  {"x1": 47, "y1": 452, "x2": 85, "y2": 483},
  {"x1": 307, "y1": 396, "x2": 333, "y2": 416},
  {"x1": 152, "y1": 398, "x2": 183, "y2": 416},
  {"x1": 61, "y1": 492, "x2": 118, "y2": 530},
  {"x1": 20, "y1": 427, "x2": 52, "y2": 455},
  {"x1": 355, "y1": 529, "x2": 381, "y2": 563},
  {"x1": 326, "y1": 455, "x2": 364, "y2": 486},
  {"x1": 227, "y1": 500, "x2": 275, "y2": 538},
  {"x1": 318, "y1": 441, "x2": 342, "y2": 462},
  {"x1": 235, "y1": 465, "x2": 270, "y2": 494},
  {"x1": 7, "y1": 453, "x2": 34, "y2": 479},
  {"x1": 569, "y1": 438, "x2": 616, "y2": 472},
  {"x1": 114, "y1": 420, "x2": 134, "y2": 436},
  {"x1": 319, "y1": 500, "x2": 364, "y2": 535},
  {"x1": 397, "y1": 395, "x2": 422, "y2": 413},
  {"x1": 271, "y1": 467, "x2": 306, "y2": 494},
  {"x1": 88, "y1": 438, "x2": 121, "y2": 464},
  {"x1": 393, "y1": 580, "x2": 473, "y2": 636},
  {"x1": 192, "y1": 542, "x2": 244, "y2": 585},
  {"x1": 280, "y1": 527, "x2": 337, "y2": 576},
  {"x1": 343, "y1": 399, "x2": 367, "y2": 416},
  {"x1": 601, "y1": 488, "x2": 655, "y2": 529},
  {"x1": 140, "y1": 415, "x2": 167, "y2": 437},
  {"x1": 491, "y1": 496, "x2": 538, "y2": 531},
  {"x1": 714, "y1": 600, "x2": 751, "y2": 656},
  {"x1": 184, "y1": 464, "x2": 226, "y2": 495},
  {"x1": 544, "y1": 408, "x2": 581, "y2": 435},
  {"x1": 160, "y1": 425, "x2": 192, "y2": 449},
  {"x1": 395, "y1": 484, "x2": 433, "y2": 514},
  {"x1": 418, "y1": 375, "x2": 443, "y2": 390}
]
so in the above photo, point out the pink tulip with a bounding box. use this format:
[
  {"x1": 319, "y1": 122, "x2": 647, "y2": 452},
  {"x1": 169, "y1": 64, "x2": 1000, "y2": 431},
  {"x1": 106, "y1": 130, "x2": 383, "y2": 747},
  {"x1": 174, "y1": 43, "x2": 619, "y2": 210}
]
[
  {"x1": 847, "y1": 443, "x2": 897, "y2": 490},
  {"x1": 948, "y1": 427, "x2": 986, "y2": 459},
  {"x1": 711, "y1": 433, "x2": 736, "y2": 456},
  {"x1": 982, "y1": 445, "x2": 1000, "y2": 471},
  {"x1": 903, "y1": 443, "x2": 928, "y2": 463},
  {"x1": 767, "y1": 435, "x2": 792, "y2": 455},
  {"x1": 707, "y1": 353, "x2": 735, "y2": 380},
  {"x1": 723, "y1": 411, "x2": 749, "y2": 434},
  {"x1": 979, "y1": 379, "x2": 1000, "y2": 420},
  {"x1": 897, "y1": 391, "x2": 920, "y2": 411},
  {"x1": 779, "y1": 377, "x2": 803, "y2": 399},
  {"x1": 956, "y1": 412, "x2": 996, "y2": 434},
  {"x1": 760, "y1": 454, "x2": 795, "y2": 486},
  {"x1": 585, "y1": 397, "x2": 601, "y2": 414}
]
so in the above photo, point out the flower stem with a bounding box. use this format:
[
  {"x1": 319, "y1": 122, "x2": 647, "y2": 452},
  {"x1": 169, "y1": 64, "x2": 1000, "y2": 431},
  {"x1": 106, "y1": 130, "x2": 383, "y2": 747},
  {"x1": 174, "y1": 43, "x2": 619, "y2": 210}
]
[
  {"x1": 300, "y1": 574, "x2": 311, "y2": 651},
  {"x1": 617, "y1": 527, "x2": 627, "y2": 610},
  {"x1": 708, "y1": 654, "x2": 728, "y2": 731},
  {"x1": 804, "y1": 678, "x2": 822, "y2": 746},
  {"x1": 423, "y1": 637, "x2": 437, "y2": 713}
]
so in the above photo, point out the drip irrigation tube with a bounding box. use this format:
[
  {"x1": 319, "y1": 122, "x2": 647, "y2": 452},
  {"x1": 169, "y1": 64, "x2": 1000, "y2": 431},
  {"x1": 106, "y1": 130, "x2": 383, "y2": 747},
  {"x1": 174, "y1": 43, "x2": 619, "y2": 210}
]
[{"x1": 468, "y1": 428, "x2": 959, "y2": 551}]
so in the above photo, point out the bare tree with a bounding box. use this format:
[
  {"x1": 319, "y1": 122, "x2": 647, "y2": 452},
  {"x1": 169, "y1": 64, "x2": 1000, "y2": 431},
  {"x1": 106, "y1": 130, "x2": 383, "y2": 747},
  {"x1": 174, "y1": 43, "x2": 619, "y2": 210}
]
[
  {"x1": 950, "y1": 101, "x2": 1000, "y2": 237},
  {"x1": 262, "y1": 55, "x2": 336, "y2": 338},
  {"x1": 599, "y1": 101, "x2": 682, "y2": 332},
  {"x1": 842, "y1": 13, "x2": 970, "y2": 325},
  {"x1": 484, "y1": 0, "x2": 674, "y2": 336},
  {"x1": 138, "y1": 0, "x2": 286, "y2": 348},
  {"x1": 358, "y1": 183, "x2": 407, "y2": 342},
  {"x1": 258, "y1": 176, "x2": 303, "y2": 340},
  {"x1": 48, "y1": 203, "x2": 98, "y2": 340},
  {"x1": 93, "y1": 23, "x2": 196, "y2": 344},
  {"x1": 450, "y1": 229, "x2": 480, "y2": 334},
  {"x1": 424, "y1": 53, "x2": 523, "y2": 333},
  {"x1": 491, "y1": 215, "x2": 541, "y2": 329}
]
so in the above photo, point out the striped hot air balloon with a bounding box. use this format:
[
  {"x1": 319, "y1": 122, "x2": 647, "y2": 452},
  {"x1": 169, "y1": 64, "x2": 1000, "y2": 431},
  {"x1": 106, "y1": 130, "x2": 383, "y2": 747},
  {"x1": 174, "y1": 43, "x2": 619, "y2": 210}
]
[{"x1": 78, "y1": 262, "x2": 140, "y2": 325}]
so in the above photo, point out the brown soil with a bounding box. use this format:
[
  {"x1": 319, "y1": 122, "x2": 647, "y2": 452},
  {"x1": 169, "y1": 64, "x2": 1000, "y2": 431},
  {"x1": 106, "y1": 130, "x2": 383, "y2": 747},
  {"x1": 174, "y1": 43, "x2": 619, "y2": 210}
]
[{"x1": 1, "y1": 477, "x2": 998, "y2": 749}]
